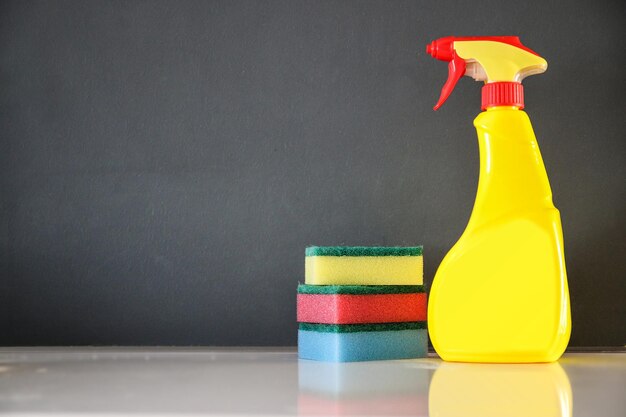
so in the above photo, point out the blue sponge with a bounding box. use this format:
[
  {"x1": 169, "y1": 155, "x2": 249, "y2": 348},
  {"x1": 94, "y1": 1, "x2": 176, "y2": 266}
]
[{"x1": 298, "y1": 329, "x2": 428, "y2": 362}]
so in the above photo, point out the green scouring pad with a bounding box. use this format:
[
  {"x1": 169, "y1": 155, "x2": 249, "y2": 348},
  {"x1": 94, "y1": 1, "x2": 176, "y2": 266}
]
[
  {"x1": 297, "y1": 284, "x2": 425, "y2": 295},
  {"x1": 305, "y1": 246, "x2": 423, "y2": 257},
  {"x1": 299, "y1": 322, "x2": 427, "y2": 333}
]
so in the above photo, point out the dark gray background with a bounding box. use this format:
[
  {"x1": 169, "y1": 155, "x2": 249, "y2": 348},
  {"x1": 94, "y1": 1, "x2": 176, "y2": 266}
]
[{"x1": 1, "y1": 0, "x2": 624, "y2": 347}]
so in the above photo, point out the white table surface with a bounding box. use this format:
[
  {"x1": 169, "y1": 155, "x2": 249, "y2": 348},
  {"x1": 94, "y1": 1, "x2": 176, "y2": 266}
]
[{"x1": 0, "y1": 348, "x2": 624, "y2": 416}]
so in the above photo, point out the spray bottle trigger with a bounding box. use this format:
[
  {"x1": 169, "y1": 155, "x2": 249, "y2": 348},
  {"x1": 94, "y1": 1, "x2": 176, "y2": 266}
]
[{"x1": 434, "y1": 51, "x2": 466, "y2": 110}]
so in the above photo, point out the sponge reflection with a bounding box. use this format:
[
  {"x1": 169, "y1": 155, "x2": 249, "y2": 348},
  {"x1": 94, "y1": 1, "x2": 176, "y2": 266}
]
[{"x1": 298, "y1": 359, "x2": 432, "y2": 416}]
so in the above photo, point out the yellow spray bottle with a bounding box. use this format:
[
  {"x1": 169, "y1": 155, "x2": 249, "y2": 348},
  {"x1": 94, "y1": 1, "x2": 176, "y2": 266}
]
[{"x1": 426, "y1": 36, "x2": 571, "y2": 363}]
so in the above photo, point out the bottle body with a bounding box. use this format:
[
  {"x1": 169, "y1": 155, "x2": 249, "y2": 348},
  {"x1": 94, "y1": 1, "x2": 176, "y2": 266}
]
[{"x1": 429, "y1": 107, "x2": 571, "y2": 363}]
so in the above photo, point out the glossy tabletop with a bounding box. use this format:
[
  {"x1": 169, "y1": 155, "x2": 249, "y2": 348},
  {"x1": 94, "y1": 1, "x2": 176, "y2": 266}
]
[{"x1": 0, "y1": 348, "x2": 624, "y2": 416}]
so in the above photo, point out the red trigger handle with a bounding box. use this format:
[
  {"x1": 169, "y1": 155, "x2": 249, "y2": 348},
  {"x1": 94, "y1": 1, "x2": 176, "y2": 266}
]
[
  {"x1": 426, "y1": 36, "x2": 538, "y2": 110},
  {"x1": 433, "y1": 50, "x2": 466, "y2": 111}
]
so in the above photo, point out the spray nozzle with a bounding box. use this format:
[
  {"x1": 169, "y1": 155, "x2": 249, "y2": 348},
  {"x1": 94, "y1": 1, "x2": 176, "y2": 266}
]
[{"x1": 426, "y1": 36, "x2": 548, "y2": 111}]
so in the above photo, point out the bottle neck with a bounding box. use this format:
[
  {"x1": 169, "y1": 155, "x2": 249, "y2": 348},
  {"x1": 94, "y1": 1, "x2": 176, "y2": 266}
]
[
  {"x1": 467, "y1": 109, "x2": 554, "y2": 225},
  {"x1": 481, "y1": 82, "x2": 524, "y2": 111}
]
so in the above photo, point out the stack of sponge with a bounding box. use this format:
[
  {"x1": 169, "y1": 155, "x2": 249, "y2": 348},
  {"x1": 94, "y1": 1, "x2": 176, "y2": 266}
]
[{"x1": 298, "y1": 246, "x2": 428, "y2": 362}]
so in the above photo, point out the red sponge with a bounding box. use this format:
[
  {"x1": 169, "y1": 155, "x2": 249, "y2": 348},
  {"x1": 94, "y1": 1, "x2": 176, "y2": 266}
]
[{"x1": 297, "y1": 293, "x2": 427, "y2": 324}]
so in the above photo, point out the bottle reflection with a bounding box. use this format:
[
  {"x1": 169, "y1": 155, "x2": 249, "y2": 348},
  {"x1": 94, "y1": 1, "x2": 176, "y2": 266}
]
[
  {"x1": 298, "y1": 359, "x2": 432, "y2": 416},
  {"x1": 429, "y1": 361, "x2": 572, "y2": 417}
]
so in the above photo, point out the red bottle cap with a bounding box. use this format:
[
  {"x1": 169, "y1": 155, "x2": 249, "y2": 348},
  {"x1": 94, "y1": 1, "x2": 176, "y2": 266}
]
[{"x1": 481, "y1": 82, "x2": 524, "y2": 110}]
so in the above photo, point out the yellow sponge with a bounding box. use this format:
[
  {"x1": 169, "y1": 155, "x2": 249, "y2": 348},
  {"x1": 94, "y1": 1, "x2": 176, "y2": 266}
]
[{"x1": 305, "y1": 246, "x2": 423, "y2": 285}]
